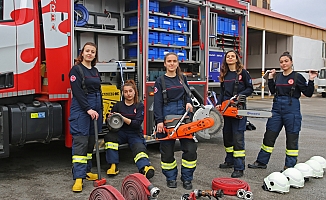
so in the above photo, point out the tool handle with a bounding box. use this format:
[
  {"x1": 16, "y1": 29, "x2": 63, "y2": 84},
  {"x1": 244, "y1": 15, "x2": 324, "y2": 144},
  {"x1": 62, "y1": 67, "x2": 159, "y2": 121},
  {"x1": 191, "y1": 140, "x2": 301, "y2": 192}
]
[{"x1": 94, "y1": 119, "x2": 101, "y2": 180}]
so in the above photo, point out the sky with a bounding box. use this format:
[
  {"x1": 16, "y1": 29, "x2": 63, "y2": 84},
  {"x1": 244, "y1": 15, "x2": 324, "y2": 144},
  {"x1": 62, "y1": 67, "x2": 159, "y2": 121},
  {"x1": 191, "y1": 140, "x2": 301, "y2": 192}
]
[{"x1": 271, "y1": 0, "x2": 326, "y2": 28}]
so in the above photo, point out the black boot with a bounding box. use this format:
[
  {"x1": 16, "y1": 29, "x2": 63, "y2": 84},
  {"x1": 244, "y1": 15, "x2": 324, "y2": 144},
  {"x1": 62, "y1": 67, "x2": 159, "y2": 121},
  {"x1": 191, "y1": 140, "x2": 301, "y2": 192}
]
[
  {"x1": 248, "y1": 161, "x2": 267, "y2": 169},
  {"x1": 231, "y1": 170, "x2": 244, "y2": 178},
  {"x1": 219, "y1": 162, "x2": 234, "y2": 168},
  {"x1": 181, "y1": 177, "x2": 193, "y2": 190}
]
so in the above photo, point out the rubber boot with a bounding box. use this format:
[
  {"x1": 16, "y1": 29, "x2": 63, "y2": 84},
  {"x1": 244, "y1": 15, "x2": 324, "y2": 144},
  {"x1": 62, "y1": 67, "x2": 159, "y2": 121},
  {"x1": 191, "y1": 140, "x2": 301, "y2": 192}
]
[
  {"x1": 72, "y1": 178, "x2": 83, "y2": 192},
  {"x1": 107, "y1": 164, "x2": 119, "y2": 176},
  {"x1": 142, "y1": 165, "x2": 155, "y2": 179},
  {"x1": 86, "y1": 172, "x2": 98, "y2": 181}
]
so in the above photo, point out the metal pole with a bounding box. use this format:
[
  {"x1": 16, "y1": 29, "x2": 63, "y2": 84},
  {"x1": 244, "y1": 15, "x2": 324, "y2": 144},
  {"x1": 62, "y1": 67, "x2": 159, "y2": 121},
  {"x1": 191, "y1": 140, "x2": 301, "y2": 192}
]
[{"x1": 261, "y1": 30, "x2": 266, "y2": 99}]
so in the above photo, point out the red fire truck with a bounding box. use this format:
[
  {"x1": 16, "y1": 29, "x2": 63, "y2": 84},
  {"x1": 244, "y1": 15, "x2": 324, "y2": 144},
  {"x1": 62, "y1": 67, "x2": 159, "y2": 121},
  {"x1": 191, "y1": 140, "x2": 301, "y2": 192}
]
[{"x1": 0, "y1": 0, "x2": 248, "y2": 158}]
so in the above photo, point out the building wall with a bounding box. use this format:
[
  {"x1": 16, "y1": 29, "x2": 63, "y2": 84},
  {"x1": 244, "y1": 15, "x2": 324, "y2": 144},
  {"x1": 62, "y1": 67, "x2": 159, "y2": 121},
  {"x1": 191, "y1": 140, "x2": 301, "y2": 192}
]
[{"x1": 251, "y1": 0, "x2": 271, "y2": 9}]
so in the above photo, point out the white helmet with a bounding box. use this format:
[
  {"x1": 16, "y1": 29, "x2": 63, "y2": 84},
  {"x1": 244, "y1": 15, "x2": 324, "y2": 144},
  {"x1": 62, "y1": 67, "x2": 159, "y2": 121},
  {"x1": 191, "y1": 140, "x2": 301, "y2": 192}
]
[
  {"x1": 309, "y1": 156, "x2": 326, "y2": 169},
  {"x1": 305, "y1": 160, "x2": 324, "y2": 178},
  {"x1": 263, "y1": 172, "x2": 290, "y2": 193},
  {"x1": 282, "y1": 168, "x2": 304, "y2": 188},
  {"x1": 294, "y1": 163, "x2": 314, "y2": 178}
]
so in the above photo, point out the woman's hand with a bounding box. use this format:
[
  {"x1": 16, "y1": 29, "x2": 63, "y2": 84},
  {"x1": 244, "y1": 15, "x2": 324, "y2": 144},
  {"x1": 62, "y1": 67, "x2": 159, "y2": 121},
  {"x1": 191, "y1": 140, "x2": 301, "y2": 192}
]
[
  {"x1": 308, "y1": 70, "x2": 318, "y2": 80},
  {"x1": 87, "y1": 109, "x2": 99, "y2": 120},
  {"x1": 156, "y1": 122, "x2": 164, "y2": 133},
  {"x1": 186, "y1": 103, "x2": 193, "y2": 113},
  {"x1": 268, "y1": 69, "x2": 276, "y2": 79}
]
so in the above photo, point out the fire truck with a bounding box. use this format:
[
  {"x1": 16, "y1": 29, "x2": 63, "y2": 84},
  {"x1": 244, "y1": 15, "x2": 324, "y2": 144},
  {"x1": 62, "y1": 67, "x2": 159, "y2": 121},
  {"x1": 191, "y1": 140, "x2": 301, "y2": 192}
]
[{"x1": 0, "y1": 0, "x2": 248, "y2": 158}]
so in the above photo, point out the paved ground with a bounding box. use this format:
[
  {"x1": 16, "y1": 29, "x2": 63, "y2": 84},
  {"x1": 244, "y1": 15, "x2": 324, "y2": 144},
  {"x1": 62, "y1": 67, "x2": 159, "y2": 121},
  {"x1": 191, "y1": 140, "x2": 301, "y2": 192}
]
[{"x1": 0, "y1": 95, "x2": 325, "y2": 200}]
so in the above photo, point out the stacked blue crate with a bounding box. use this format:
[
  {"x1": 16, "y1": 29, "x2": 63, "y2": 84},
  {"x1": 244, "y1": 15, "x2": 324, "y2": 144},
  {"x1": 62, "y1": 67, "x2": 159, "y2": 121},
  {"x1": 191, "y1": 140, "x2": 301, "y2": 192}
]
[
  {"x1": 158, "y1": 48, "x2": 174, "y2": 59},
  {"x1": 149, "y1": 15, "x2": 159, "y2": 28},
  {"x1": 128, "y1": 32, "x2": 137, "y2": 43},
  {"x1": 217, "y1": 17, "x2": 227, "y2": 35},
  {"x1": 230, "y1": 19, "x2": 239, "y2": 36},
  {"x1": 149, "y1": 32, "x2": 159, "y2": 44},
  {"x1": 159, "y1": 17, "x2": 173, "y2": 30},
  {"x1": 174, "y1": 34, "x2": 187, "y2": 46},
  {"x1": 129, "y1": 16, "x2": 138, "y2": 27},
  {"x1": 127, "y1": 47, "x2": 137, "y2": 59},
  {"x1": 159, "y1": 33, "x2": 174, "y2": 45},
  {"x1": 161, "y1": 4, "x2": 188, "y2": 17},
  {"x1": 174, "y1": 20, "x2": 188, "y2": 32},
  {"x1": 148, "y1": 47, "x2": 159, "y2": 60},
  {"x1": 174, "y1": 49, "x2": 187, "y2": 61}
]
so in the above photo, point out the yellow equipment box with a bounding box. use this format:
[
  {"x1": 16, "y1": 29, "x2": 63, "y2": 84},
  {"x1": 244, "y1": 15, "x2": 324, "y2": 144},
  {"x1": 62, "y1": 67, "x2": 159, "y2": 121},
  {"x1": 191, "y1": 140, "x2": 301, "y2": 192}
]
[{"x1": 101, "y1": 84, "x2": 121, "y2": 123}]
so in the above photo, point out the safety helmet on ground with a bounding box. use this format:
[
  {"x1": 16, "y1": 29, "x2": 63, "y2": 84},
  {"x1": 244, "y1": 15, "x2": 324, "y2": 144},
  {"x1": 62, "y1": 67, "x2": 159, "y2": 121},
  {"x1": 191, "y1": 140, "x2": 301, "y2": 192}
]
[
  {"x1": 262, "y1": 172, "x2": 290, "y2": 193},
  {"x1": 305, "y1": 160, "x2": 324, "y2": 178},
  {"x1": 282, "y1": 168, "x2": 304, "y2": 188},
  {"x1": 309, "y1": 156, "x2": 326, "y2": 169},
  {"x1": 294, "y1": 163, "x2": 314, "y2": 178}
]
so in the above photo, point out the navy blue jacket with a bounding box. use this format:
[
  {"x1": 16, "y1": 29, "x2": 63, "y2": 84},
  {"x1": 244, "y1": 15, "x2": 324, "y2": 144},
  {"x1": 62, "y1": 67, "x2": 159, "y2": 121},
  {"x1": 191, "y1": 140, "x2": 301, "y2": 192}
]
[
  {"x1": 69, "y1": 64, "x2": 102, "y2": 112},
  {"x1": 218, "y1": 69, "x2": 253, "y2": 104},
  {"x1": 111, "y1": 101, "x2": 144, "y2": 132},
  {"x1": 154, "y1": 75, "x2": 192, "y2": 124},
  {"x1": 268, "y1": 72, "x2": 314, "y2": 98}
]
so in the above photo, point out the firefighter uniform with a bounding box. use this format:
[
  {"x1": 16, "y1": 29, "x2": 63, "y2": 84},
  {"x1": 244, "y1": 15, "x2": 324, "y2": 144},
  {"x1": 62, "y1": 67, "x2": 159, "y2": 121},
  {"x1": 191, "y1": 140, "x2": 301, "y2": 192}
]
[
  {"x1": 254, "y1": 72, "x2": 314, "y2": 168},
  {"x1": 104, "y1": 101, "x2": 154, "y2": 178},
  {"x1": 218, "y1": 70, "x2": 253, "y2": 172},
  {"x1": 154, "y1": 75, "x2": 197, "y2": 183},
  {"x1": 69, "y1": 64, "x2": 102, "y2": 180}
]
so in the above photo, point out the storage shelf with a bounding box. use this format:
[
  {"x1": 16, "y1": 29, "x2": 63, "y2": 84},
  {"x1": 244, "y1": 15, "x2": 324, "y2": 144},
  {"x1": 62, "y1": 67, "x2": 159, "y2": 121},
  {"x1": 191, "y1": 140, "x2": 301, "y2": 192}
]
[
  {"x1": 149, "y1": 27, "x2": 191, "y2": 35},
  {"x1": 75, "y1": 27, "x2": 133, "y2": 35},
  {"x1": 96, "y1": 62, "x2": 135, "y2": 73},
  {"x1": 124, "y1": 43, "x2": 191, "y2": 49},
  {"x1": 150, "y1": 11, "x2": 192, "y2": 21}
]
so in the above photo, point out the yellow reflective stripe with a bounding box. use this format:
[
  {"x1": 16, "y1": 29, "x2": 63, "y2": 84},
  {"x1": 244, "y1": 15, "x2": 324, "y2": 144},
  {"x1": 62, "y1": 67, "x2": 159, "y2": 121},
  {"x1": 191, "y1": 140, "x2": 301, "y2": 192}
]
[
  {"x1": 87, "y1": 153, "x2": 92, "y2": 160},
  {"x1": 105, "y1": 142, "x2": 118, "y2": 150},
  {"x1": 286, "y1": 149, "x2": 299, "y2": 156},
  {"x1": 233, "y1": 150, "x2": 245, "y2": 157},
  {"x1": 134, "y1": 152, "x2": 149, "y2": 163},
  {"x1": 72, "y1": 155, "x2": 87, "y2": 164},
  {"x1": 261, "y1": 144, "x2": 274, "y2": 153},
  {"x1": 161, "y1": 160, "x2": 177, "y2": 170},
  {"x1": 182, "y1": 159, "x2": 197, "y2": 169},
  {"x1": 225, "y1": 146, "x2": 234, "y2": 153}
]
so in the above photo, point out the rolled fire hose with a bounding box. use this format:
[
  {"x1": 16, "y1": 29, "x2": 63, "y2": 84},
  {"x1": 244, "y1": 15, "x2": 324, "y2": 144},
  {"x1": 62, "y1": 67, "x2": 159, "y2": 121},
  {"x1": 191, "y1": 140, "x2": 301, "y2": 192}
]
[
  {"x1": 212, "y1": 177, "x2": 253, "y2": 200},
  {"x1": 121, "y1": 173, "x2": 160, "y2": 200},
  {"x1": 89, "y1": 185, "x2": 125, "y2": 200}
]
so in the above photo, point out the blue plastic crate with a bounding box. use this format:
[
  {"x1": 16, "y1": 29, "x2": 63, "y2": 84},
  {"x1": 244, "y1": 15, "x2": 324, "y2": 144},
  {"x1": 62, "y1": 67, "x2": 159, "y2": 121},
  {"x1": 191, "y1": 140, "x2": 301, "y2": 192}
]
[
  {"x1": 128, "y1": 32, "x2": 137, "y2": 43},
  {"x1": 129, "y1": 16, "x2": 137, "y2": 27},
  {"x1": 174, "y1": 20, "x2": 188, "y2": 32},
  {"x1": 127, "y1": 47, "x2": 137, "y2": 58},
  {"x1": 174, "y1": 49, "x2": 187, "y2": 61},
  {"x1": 149, "y1": 15, "x2": 159, "y2": 28},
  {"x1": 217, "y1": 17, "x2": 229, "y2": 35},
  {"x1": 129, "y1": 0, "x2": 137, "y2": 11},
  {"x1": 159, "y1": 33, "x2": 174, "y2": 45},
  {"x1": 161, "y1": 5, "x2": 188, "y2": 17},
  {"x1": 149, "y1": 0, "x2": 159, "y2": 12},
  {"x1": 230, "y1": 19, "x2": 239, "y2": 36},
  {"x1": 159, "y1": 17, "x2": 173, "y2": 30},
  {"x1": 149, "y1": 32, "x2": 159, "y2": 44},
  {"x1": 158, "y1": 48, "x2": 173, "y2": 59},
  {"x1": 174, "y1": 34, "x2": 187, "y2": 46},
  {"x1": 148, "y1": 47, "x2": 158, "y2": 59}
]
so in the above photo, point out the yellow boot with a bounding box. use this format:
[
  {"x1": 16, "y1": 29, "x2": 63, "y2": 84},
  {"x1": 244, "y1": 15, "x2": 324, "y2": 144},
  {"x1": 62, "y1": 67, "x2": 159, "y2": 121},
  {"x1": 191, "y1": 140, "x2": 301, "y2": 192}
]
[
  {"x1": 143, "y1": 165, "x2": 155, "y2": 179},
  {"x1": 107, "y1": 164, "x2": 119, "y2": 176},
  {"x1": 86, "y1": 172, "x2": 98, "y2": 181},
  {"x1": 72, "y1": 178, "x2": 83, "y2": 192}
]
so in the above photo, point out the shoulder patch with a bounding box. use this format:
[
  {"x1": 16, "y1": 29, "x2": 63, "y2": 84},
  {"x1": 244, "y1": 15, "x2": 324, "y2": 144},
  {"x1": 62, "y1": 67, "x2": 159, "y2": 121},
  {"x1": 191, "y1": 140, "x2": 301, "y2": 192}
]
[
  {"x1": 288, "y1": 79, "x2": 294, "y2": 85},
  {"x1": 239, "y1": 75, "x2": 242, "y2": 81},
  {"x1": 70, "y1": 75, "x2": 76, "y2": 82},
  {"x1": 154, "y1": 87, "x2": 158, "y2": 93}
]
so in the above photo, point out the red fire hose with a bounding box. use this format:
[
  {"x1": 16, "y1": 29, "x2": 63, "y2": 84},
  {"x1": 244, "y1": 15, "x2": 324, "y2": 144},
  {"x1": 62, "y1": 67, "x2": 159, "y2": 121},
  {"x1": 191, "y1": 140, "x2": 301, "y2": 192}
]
[
  {"x1": 121, "y1": 173, "x2": 160, "y2": 200},
  {"x1": 89, "y1": 185, "x2": 125, "y2": 200},
  {"x1": 212, "y1": 177, "x2": 252, "y2": 199}
]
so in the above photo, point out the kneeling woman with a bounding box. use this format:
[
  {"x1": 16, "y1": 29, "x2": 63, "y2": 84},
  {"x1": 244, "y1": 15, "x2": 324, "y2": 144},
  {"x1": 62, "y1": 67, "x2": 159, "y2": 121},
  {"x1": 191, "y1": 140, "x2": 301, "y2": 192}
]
[{"x1": 104, "y1": 79, "x2": 155, "y2": 179}]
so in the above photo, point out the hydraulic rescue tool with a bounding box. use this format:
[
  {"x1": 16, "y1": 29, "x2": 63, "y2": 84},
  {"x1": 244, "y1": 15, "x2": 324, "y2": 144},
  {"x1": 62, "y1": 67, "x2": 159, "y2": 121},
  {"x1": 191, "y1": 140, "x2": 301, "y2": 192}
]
[
  {"x1": 218, "y1": 95, "x2": 272, "y2": 119},
  {"x1": 181, "y1": 189, "x2": 224, "y2": 200},
  {"x1": 93, "y1": 119, "x2": 107, "y2": 187},
  {"x1": 152, "y1": 95, "x2": 224, "y2": 141}
]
